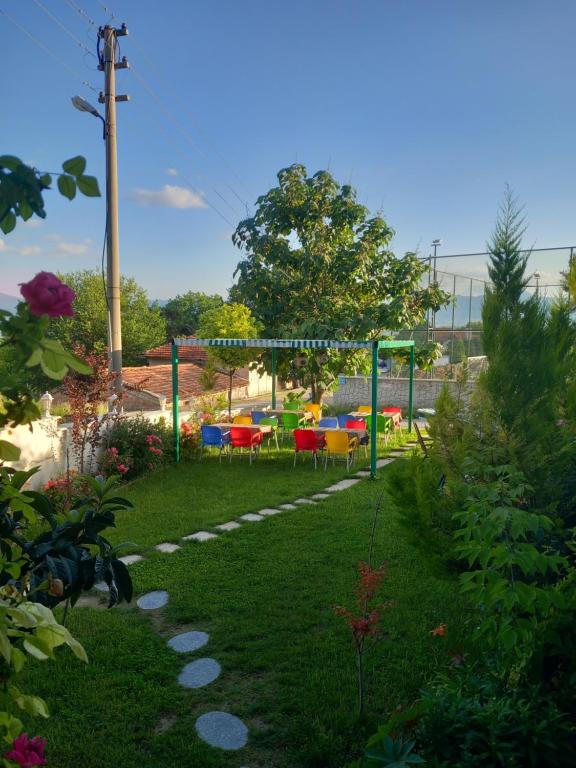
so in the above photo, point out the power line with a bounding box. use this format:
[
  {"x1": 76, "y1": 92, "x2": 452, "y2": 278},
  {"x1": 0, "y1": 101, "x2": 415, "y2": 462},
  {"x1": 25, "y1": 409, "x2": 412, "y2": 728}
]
[
  {"x1": 63, "y1": 0, "x2": 96, "y2": 27},
  {"x1": 1, "y1": 8, "x2": 98, "y2": 92},
  {"x1": 129, "y1": 65, "x2": 242, "y2": 220},
  {"x1": 91, "y1": 0, "x2": 252, "y2": 207},
  {"x1": 30, "y1": 0, "x2": 97, "y2": 59}
]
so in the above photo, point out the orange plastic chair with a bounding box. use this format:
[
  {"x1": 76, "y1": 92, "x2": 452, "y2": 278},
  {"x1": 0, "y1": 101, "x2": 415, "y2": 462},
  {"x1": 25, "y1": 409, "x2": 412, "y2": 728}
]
[
  {"x1": 233, "y1": 415, "x2": 253, "y2": 425},
  {"x1": 303, "y1": 403, "x2": 322, "y2": 423},
  {"x1": 293, "y1": 429, "x2": 325, "y2": 469},
  {"x1": 324, "y1": 430, "x2": 358, "y2": 471},
  {"x1": 357, "y1": 405, "x2": 372, "y2": 414}
]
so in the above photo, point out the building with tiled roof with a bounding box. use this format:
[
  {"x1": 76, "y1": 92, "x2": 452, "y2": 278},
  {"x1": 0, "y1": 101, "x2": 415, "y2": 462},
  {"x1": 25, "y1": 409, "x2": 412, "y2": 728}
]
[
  {"x1": 144, "y1": 338, "x2": 207, "y2": 366},
  {"x1": 122, "y1": 362, "x2": 248, "y2": 411}
]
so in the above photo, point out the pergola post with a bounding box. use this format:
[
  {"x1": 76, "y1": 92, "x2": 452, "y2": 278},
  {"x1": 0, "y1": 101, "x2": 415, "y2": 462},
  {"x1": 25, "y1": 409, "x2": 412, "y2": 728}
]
[
  {"x1": 408, "y1": 345, "x2": 414, "y2": 433},
  {"x1": 370, "y1": 341, "x2": 378, "y2": 479},
  {"x1": 271, "y1": 347, "x2": 277, "y2": 409},
  {"x1": 171, "y1": 342, "x2": 180, "y2": 464}
]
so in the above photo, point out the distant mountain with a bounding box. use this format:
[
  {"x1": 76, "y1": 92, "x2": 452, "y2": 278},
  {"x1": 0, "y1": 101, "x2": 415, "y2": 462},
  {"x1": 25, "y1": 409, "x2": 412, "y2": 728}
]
[
  {"x1": 0, "y1": 293, "x2": 18, "y2": 313},
  {"x1": 434, "y1": 294, "x2": 485, "y2": 328}
]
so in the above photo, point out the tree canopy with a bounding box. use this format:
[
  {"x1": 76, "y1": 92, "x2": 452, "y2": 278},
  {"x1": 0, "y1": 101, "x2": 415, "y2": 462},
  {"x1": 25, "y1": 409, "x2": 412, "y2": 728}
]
[
  {"x1": 486, "y1": 186, "x2": 529, "y2": 311},
  {"x1": 231, "y1": 164, "x2": 448, "y2": 400},
  {"x1": 160, "y1": 291, "x2": 224, "y2": 338},
  {"x1": 49, "y1": 270, "x2": 166, "y2": 366},
  {"x1": 196, "y1": 302, "x2": 260, "y2": 416}
]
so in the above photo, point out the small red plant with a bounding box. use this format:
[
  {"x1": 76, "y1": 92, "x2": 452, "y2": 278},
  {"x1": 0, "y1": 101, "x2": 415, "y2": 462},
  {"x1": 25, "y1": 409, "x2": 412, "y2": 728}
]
[
  {"x1": 4, "y1": 733, "x2": 47, "y2": 767},
  {"x1": 334, "y1": 561, "x2": 394, "y2": 716}
]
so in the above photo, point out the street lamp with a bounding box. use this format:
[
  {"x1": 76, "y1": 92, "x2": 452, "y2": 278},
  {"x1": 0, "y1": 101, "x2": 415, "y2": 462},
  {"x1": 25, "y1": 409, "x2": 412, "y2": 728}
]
[{"x1": 71, "y1": 96, "x2": 106, "y2": 139}]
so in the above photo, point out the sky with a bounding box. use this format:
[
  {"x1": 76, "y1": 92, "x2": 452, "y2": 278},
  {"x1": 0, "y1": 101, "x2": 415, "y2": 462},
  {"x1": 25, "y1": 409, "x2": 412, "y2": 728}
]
[{"x1": 1, "y1": 0, "x2": 575, "y2": 301}]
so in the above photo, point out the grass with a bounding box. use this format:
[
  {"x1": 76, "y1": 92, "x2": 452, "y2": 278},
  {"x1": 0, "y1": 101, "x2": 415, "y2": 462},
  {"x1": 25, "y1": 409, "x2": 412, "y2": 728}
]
[{"x1": 21, "y1": 429, "x2": 461, "y2": 768}]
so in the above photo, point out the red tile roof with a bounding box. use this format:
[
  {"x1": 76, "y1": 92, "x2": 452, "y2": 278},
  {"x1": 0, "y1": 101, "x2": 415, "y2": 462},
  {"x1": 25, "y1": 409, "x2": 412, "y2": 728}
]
[
  {"x1": 145, "y1": 337, "x2": 207, "y2": 364},
  {"x1": 122, "y1": 363, "x2": 246, "y2": 402}
]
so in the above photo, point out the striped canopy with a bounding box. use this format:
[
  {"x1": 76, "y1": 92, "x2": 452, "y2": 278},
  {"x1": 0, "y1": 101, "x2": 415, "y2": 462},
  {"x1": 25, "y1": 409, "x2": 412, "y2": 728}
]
[{"x1": 173, "y1": 338, "x2": 414, "y2": 350}]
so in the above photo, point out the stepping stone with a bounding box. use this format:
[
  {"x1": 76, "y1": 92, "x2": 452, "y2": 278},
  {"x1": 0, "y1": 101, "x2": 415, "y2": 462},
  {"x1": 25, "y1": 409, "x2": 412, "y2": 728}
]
[
  {"x1": 376, "y1": 458, "x2": 394, "y2": 468},
  {"x1": 183, "y1": 531, "x2": 218, "y2": 542},
  {"x1": 258, "y1": 508, "x2": 282, "y2": 516},
  {"x1": 178, "y1": 658, "x2": 221, "y2": 688},
  {"x1": 215, "y1": 521, "x2": 242, "y2": 532},
  {"x1": 239, "y1": 513, "x2": 264, "y2": 522},
  {"x1": 93, "y1": 581, "x2": 109, "y2": 593},
  {"x1": 119, "y1": 554, "x2": 144, "y2": 566},
  {"x1": 294, "y1": 498, "x2": 316, "y2": 505},
  {"x1": 137, "y1": 590, "x2": 169, "y2": 610},
  {"x1": 355, "y1": 470, "x2": 371, "y2": 477},
  {"x1": 195, "y1": 711, "x2": 248, "y2": 750},
  {"x1": 389, "y1": 452, "x2": 406, "y2": 457},
  {"x1": 311, "y1": 493, "x2": 330, "y2": 500},
  {"x1": 279, "y1": 503, "x2": 297, "y2": 510},
  {"x1": 324, "y1": 479, "x2": 361, "y2": 492},
  {"x1": 168, "y1": 630, "x2": 209, "y2": 654},
  {"x1": 156, "y1": 543, "x2": 181, "y2": 554}
]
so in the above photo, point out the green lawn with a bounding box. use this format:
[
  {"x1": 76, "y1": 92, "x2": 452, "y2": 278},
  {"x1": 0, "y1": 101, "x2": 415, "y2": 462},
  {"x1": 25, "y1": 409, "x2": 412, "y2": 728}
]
[{"x1": 21, "y1": 435, "x2": 463, "y2": 768}]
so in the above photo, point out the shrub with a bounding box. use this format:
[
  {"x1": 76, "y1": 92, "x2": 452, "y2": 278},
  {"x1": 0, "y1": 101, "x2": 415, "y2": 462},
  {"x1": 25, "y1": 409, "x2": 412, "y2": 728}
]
[
  {"x1": 102, "y1": 415, "x2": 170, "y2": 479},
  {"x1": 416, "y1": 670, "x2": 573, "y2": 767}
]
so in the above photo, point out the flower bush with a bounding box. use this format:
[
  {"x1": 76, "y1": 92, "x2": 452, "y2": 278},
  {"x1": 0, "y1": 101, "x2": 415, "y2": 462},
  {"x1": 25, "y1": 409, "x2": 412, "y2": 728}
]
[
  {"x1": 4, "y1": 732, "x2": 47, "y2": 767},
  {"x1": 101, "y1": 415, "x2": 170, "y2": 480},
  {"x1": 42, "y1": 470, "x2": 91, "y2": 514}
]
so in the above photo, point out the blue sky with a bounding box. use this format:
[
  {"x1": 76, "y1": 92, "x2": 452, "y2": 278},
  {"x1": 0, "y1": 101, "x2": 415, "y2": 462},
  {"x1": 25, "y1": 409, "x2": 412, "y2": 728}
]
[{"x1": 1, "y1": 0, "x2": 575, "y2": 300}]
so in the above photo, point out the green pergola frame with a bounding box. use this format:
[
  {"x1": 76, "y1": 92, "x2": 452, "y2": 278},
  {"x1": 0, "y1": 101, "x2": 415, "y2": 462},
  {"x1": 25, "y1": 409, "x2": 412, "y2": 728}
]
[{"x1": 171, "y1": 337, "x2": 415, "y2": 478}]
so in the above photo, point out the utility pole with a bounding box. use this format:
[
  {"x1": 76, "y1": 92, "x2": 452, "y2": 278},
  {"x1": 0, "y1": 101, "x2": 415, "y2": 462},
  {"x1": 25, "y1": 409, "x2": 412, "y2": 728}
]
[{"x1": 98, "y1": 23, "x2": 129, "y2": 392}]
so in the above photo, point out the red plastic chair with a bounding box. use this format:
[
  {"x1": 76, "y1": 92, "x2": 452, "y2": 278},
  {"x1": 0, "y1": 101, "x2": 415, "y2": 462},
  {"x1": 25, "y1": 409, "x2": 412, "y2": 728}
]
[
  {"x1": 293, "y1": 429, "x2": 325, "y2": 469},
  {"x1": 345, "y1": 419, "x2": 369, "y2": 457},
  {"x1": 382, "y1": 407, "x2": 402, "y2": 430},
  {"x1": 345, "y1": 419, "x2": 366, "y2": 430},
  {"x1": 229, "y1": 427, "x2": 263, "y2": 464}
]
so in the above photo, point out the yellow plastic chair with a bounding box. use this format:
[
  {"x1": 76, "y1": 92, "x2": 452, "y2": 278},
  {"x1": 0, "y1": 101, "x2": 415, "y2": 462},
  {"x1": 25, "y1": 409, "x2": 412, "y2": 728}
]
[
  {"x1": 233, "y1": 415, "x2": 252, "y2": 425},
  {"x1": 357, "y1": 405, "x2": 372, "y2": 414},
  {"x1": 303, "y1": 403, "x2": 322, "y2": 423},
  {"x1": 324, "y1": 430, "x2": 358, "y2": 471}
]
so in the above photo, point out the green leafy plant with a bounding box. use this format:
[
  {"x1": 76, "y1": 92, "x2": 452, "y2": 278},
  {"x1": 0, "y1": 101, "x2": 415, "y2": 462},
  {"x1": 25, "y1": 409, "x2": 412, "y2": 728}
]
[
  {"x1": 0, "y1": 154, "x2": 99, "y2": 235},
  {"x1": 101, "y1": 415, "x2": 169, "y2": 480},
  {"x1": 364, "y1": 735, "x2": 425, "y2": 767}
]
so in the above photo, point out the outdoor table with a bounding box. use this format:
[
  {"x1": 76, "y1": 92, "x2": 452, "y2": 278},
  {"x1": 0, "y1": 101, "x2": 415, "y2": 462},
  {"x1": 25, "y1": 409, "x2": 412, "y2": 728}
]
[
  {"x1": 212, "y1": 423, "x2": 273, "y2": 435},
  {"x1": 313, "y1": 426, "x2": 368, "y2": 439},
  {"x1": 347, "y1": 410, "x2": 400, "y2": 427},
  {"x1": 266, "y1": 410, "x2": 314, "y2": 423}
]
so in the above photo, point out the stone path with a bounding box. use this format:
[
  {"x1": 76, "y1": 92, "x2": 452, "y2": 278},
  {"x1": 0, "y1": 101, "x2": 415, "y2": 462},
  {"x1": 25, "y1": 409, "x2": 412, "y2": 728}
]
[
  {"x1": 105, "y1": 445, "x2": 421, "y2": 572},
  {"x1": 117, "y1": 440, "x2": 425, "y2": 756},
  {"x1": 135, "y1": 589, "x2": 249, "y2": 751}
]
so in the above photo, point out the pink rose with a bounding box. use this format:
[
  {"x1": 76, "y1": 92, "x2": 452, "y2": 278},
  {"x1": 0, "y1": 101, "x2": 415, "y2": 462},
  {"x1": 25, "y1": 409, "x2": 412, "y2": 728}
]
[
  {"x1": 117, "y1": 464, "x2": 129, "y2": 474},
  {"x1": 20, "y1": 271, "x2": 75, "y2": 317},
  {"x1": 4, "y1": 733, "x2": 47, "y2": 767}
]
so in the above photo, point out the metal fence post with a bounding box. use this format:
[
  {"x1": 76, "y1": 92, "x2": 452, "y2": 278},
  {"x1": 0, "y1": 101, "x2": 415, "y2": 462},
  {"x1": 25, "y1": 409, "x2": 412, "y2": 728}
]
[{"x1": 172, "y1": 343, "x2": 180, "y2": 464}]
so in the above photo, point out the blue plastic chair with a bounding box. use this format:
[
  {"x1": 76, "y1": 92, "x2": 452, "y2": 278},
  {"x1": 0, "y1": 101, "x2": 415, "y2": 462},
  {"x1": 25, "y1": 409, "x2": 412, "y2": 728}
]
[
  {"x1": 337, "y1": 414, "x2": 355, "y2": 428},
  {"x1": 200, "y1": 425, "x2": 230, "y2": 462},
  {"x1": 319, "y1": 417, "x2": 338, "y2": 428},
  {"x1": 251, "y1": 410, "x2": 267, "y2": 424}
]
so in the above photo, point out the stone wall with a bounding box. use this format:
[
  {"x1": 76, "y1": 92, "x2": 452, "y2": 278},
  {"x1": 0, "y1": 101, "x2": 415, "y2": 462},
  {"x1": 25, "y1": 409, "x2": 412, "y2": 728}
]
[{"x1": 333, "y1": 375, "x2": 472, "y2": 411}]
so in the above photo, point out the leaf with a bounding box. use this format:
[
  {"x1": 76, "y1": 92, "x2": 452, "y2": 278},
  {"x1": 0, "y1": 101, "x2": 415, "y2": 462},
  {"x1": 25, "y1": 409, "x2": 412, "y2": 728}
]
[
  {"x1": 0, "y1": 440, "x2": 21, "y2": 462},
  {"x1": 25, "y1": 347, "x2": 43, "y2": 368},
  {"x1": 62, "y1": 155, "x2": 87, "y2": 177},
  {"x1": 63, "y1": 352, "x2": 93, "y2": 375},
  {"x1": 0, "y1": 630, "x2": 11, "y2": 663},
  {"x1": 57, "y1": 174, "x2": 77, "y2": 200},
  {"x1": 23, "y1": 637, "x2": 51, "y2": 661},
  {"x1": 76, "y1": 174, "x2": 101, "y2": 197},
  {"x1": 41, "y1": 348, "x2": 68, "y2": 379},
  {"x1": 0, "y1": 211, "x2": 16, "y2": 234},
  {"x1": 39, "y1": 173, "x2": 52, "y2": 188},
  {"x1": 0, "y1": 155, "x2": 23, "y2": 171}
]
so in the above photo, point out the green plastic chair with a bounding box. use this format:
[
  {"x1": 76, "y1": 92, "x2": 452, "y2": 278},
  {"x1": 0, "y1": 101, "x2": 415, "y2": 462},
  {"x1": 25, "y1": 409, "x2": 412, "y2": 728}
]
[
  {"x1": 365, "y1": 414, "x2": 392, "y2": 445},
  {"x1": 260, "y1": 416, "x2": 279, "y2": 451},
  {"x1": 283, "y1": 402, "x2": 301, "y2": 411},
  {"x1": 280, "y1": 411, "x2": 305, "y2": 442}
]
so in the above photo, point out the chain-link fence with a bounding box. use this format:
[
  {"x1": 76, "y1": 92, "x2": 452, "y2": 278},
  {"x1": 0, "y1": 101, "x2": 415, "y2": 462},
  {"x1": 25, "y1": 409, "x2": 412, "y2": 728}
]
[{"x1": 393, "y1": 246, "x2": 575, "y2": 377}]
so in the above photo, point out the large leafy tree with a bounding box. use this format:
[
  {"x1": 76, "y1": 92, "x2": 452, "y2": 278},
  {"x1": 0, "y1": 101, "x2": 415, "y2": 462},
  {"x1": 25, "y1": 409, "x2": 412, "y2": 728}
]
[
  {"x1": 196, "y1": 302, "x2": 260, "y2": 418},
  {"x1": 231, "y1": 164, "x2": 448, "y2": 402},
  {"x1": 160, "y1": 291, "x2": 224, "y2": 337},
  {"x1": 49, "y1": 270, "x2": 166, "y2": 366}
]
